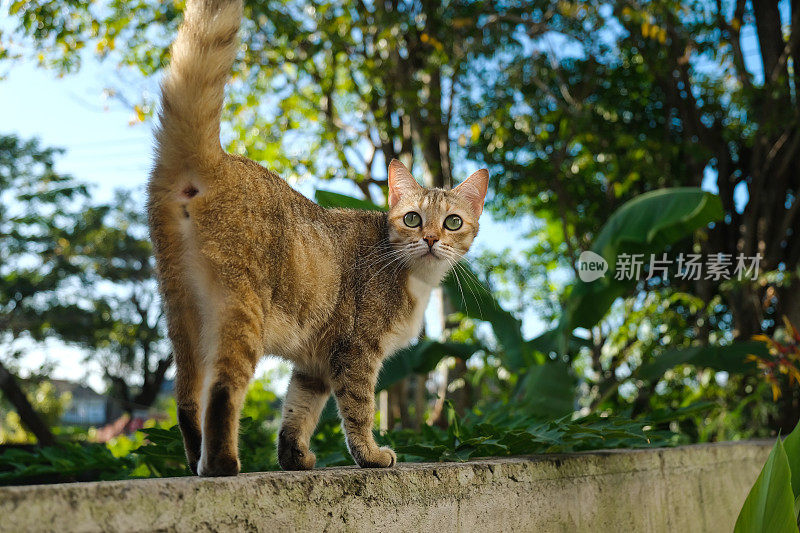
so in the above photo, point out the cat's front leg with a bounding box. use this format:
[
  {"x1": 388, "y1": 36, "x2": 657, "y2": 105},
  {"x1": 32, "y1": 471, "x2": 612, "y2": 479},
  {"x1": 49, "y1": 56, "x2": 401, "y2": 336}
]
[
  {"x1": 330, "y1": 349, "x2": 396, "y2": 468},
  {"x1": 277, "y1": 369, "x2": 331, "y2": 471}
]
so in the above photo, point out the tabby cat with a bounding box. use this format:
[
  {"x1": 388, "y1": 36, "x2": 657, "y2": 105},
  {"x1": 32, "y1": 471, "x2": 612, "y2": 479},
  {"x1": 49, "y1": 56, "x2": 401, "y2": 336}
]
[{"x1": 148, "y1": 0, "x2": 489, "y2": 476}]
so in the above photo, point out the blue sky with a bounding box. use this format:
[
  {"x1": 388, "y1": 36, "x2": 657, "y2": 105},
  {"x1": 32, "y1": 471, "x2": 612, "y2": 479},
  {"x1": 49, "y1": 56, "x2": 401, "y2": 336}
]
[{"x1": 2, "y1": 56, "x2": 536, "y2": 389}]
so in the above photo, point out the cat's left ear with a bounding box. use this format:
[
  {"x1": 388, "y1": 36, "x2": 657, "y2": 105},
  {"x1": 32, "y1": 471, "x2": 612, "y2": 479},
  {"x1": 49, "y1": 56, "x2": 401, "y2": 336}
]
[
  {"x1": 453, "y1": 169, "x2": 489, "y2": 217},
  {"x1": 387, "y1": 159, "x2": 423, "y2": 207}
]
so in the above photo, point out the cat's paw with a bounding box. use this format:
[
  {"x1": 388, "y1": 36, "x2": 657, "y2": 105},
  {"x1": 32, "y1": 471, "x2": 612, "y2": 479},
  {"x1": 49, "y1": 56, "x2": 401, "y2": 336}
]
[
  {"x1": 278, "y1": 444, "x2": 316, "y2": 471},
  {"x1": 356, "y1": 446, "x2": 396, "y2": 468},
  {"x1": 197, "y1": 453, "x2": 240, "y2": 477},
  {"x1": 278, "y1": 430, "x2": 316, "y2": 470}
]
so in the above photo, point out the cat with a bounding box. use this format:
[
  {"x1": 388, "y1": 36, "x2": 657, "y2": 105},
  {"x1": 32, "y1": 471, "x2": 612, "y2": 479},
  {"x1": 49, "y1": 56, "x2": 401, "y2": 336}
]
[{"x1": 147, "y1": 0, "x2": 489, "y2": 476}]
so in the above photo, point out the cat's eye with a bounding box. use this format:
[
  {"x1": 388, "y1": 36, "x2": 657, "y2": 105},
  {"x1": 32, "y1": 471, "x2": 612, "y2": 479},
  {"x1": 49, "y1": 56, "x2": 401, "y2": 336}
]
[
  {"x1": 444, "y1": 214, "x2": 463, "y2": 231},
  {"x1": 403, "y1": 212, "x2": 422, "y2": 228}
]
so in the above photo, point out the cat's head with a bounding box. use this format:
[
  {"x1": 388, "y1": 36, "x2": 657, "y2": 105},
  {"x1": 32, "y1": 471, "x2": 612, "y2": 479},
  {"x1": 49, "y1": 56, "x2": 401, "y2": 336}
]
[{"x1": 386, "y1": 159, "x2": 489, "y2": 282}]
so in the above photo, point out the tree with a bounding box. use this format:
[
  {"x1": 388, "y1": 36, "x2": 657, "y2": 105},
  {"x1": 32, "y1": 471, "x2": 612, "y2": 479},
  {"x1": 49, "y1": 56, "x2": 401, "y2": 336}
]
[
  {"x1": 0, "y1": 134, "x2": 89, "y2": 444},
  {"x1": 0, "y1": 134, "x2": 171, "y2": 446},
  {"x1": 465, "y1": 0, "x2": 799, "y2": 331},
  {"x1": 460, "y1": 0, "x2": 800, "y2": 432},
  {"x1": 48, "y1": 192, "x2": 172, "y2": 415}
]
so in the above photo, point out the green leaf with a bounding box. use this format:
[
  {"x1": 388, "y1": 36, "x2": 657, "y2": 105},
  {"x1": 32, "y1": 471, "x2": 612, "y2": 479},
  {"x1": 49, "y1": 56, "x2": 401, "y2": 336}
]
[
  {"x1": 734, "y1": 438, "x2": 798, "y2": 533},
  {"x1": 637, "y1": 341, "x2": 766, "y2": 382},
  {"x1": 642, "y1": 402, "x2": 715, "y2": 425},
  {"x1": 314, "y1": 190, "x2": 385, "y2": 211},
  {"x1": 395, "y1": 443, "x2": 449, "y2": 461},
  {"x1": 782, "y1": 419, "x2": 800, "y2": 505},
  {"x1": 526, "y1": 329, "x2": 592, "y2": 357},
  {"x1": 593, "y1": 188, "x2": 723, "y2": 256},
  {"x1": 376, "y1": 340, "x2": 477, "y2": 391},
  {"x1": 514, "y1": 361, "x2": 576, "y2": 418},
  {"x1": 561, "y1": 188, "x2": 723, "y2": 333}
]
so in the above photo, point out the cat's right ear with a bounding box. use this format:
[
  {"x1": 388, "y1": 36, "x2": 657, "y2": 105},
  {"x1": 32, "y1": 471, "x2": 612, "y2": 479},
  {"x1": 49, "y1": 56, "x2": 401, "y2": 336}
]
[{"x1": 387, "y1": 159, "x2": 422, "y2": 207}]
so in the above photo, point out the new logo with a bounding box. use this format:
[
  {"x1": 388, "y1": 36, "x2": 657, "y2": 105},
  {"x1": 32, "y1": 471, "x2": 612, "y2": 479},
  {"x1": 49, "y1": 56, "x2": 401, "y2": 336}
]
[{"x1": 577, "y1": 251, "x2": 608, "y2": 282}]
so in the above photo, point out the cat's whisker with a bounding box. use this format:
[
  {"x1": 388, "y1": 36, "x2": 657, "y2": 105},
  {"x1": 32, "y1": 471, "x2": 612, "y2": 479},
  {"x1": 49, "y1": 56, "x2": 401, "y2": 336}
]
[
  {"x1": 445, "y1": 255, "x2": 470, "y2": 318},
  {"x1": 438, "y1": 248, "x2": 483, "y2": 319},
  {"x1": 441, "y1": 250, "x2": 496, "y2": 305},
  {"x1": 347, "y1": 247, "x2": 409, "y2": 276},
  {"x1": 453, "y1": 260, "x2": 485, "y2": 319},
  {"x1": 365, "y1": 252, "x2": 409, "y2": 287},
  {"x1": 457, "y1": 262, "x2": 496, "y2": 304},
  {"x1": 436, "y1": 245, "x2": 484, "y2": 318}
]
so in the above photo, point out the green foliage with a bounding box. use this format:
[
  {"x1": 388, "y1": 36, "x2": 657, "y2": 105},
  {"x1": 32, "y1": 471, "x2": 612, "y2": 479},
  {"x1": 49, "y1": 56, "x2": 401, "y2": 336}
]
[
  {"x1": 1, "y1": 133, "x2": 170, "y2": 442},
  {"x1": 0, "y1": 381, "x2": 69, "y2": 443},
  {"x1": 127, "y1": 426, "x2": 190, "y2": 478},
  {"x1": 0, "y1": 442, "x2": 137, "y2": 485},
  {"x1": 238, "y1": 374, "x2": 283, "y2": 472},
  {"x1": 637, "y1": 342, "x2": 766, "y2": 382},
  {"x1": 0, "y1": 397, "x2": 697, "y2": 485},
  {"x1": 513, "y1": 361, "x2": 575, "y2": 419},
  {"x1": 388, "y1": 402, "x2": 673, "y2": 462},
  {"x1": 0, "y1": 134, "x2": 90, "y2": 343},
  {"x1": 734, "y1": 420, "x2": 800, "y2": 533},
  {"x1": 45, "y1": 191, "x2": 172, "y2": 413}
]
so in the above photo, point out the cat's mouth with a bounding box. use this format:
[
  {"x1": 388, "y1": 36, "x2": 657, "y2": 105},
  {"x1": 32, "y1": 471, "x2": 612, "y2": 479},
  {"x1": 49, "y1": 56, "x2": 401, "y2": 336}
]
[{"x1": 405, "y1": 242, "x2": 447, "y2": 263}]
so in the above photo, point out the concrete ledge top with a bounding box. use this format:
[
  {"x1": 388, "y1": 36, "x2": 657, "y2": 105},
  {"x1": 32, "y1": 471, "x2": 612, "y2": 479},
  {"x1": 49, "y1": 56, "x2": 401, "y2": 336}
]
[{"x1": 0, "y1": 441, "x2": 772, "y2": 533}]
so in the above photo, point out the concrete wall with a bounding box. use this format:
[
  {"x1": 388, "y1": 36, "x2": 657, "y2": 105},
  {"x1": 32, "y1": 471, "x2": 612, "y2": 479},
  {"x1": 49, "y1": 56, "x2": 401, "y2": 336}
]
[{"x1": 0, "y1": 441, "x2": 771, "y2": 533}]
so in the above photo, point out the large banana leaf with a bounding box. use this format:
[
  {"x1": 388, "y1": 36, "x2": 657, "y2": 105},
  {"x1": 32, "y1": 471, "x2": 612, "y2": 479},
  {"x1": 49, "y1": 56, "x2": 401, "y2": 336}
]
[
  {"x1": 560, "y1": 188, "x2": 723, "y2": 334},
  {"x1": 442, "y1": 264, "x2": 588, "y2": 413},
  {"x1": 314, "y1": 189, "x2": 385, "y2": 211},
  {"x1": 442, "y1": 266, "x2": 592, "y2": 371},
  {"x1": 526, "y1": 329, "x2": 593, "y2": 358},
  {"x1": 376, "y1": 340, "x2": 479, "y2": 391},
  {"x1": 785, "y1": 422, "x2": 800, "y2": 514},
  {"x1": 513, "y1": 360, "x2": 576, "y2": 418}
]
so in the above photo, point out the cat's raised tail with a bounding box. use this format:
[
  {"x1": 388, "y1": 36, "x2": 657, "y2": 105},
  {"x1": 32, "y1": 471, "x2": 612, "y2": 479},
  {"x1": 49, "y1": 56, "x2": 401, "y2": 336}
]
[{"x1": 154, "y1": 0, "x2": 242, "y2": 176}]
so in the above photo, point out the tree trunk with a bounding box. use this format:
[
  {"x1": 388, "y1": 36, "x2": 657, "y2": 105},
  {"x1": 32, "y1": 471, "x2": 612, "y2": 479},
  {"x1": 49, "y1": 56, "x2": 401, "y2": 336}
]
[
  {"x1": 108, "y1": 354, "x2": 172, "y2": 415},
  {"x1": 131, "y1": 355, "x2": 173, "y2": 410},
  {"x1": 0, "y1": 360, "x2": 56, "y2": 446}
]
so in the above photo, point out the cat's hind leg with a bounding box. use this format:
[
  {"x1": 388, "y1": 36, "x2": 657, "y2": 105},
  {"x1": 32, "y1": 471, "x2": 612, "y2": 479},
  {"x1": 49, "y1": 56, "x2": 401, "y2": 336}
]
[
  {"x1": 173, "y1": 325, "x2": 204, "y2": 474},
  {"x1": 198, "y1": 305, "x2": 261, "y2": 477},
  {"x1": 160, "y1": 283, "x2": 205, "y2": 474},
  {"x1": 277, "y1": 369, "x2": 330, "y2": 470}
]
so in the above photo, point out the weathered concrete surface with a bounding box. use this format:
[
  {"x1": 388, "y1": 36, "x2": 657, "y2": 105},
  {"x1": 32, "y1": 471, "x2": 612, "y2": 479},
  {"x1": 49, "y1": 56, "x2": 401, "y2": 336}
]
[{"x1": 0, "y1": 441, "x2": 771, "y2": 533}]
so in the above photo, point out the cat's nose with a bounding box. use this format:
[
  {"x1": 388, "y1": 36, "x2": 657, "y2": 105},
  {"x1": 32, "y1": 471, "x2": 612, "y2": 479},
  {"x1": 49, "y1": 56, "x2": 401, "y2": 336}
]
[{"x1": 423, "y1": 236, "x2": 439, "y2": 248}]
